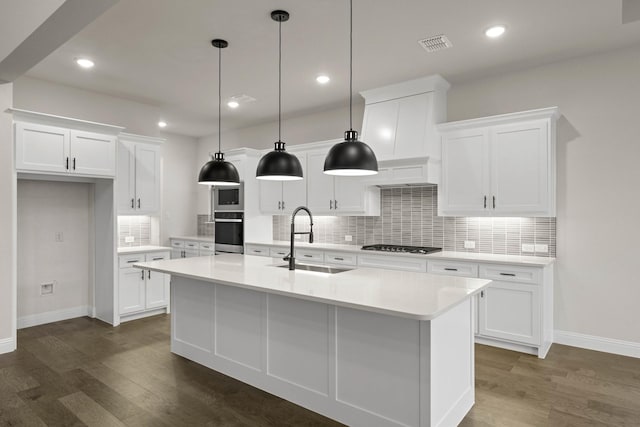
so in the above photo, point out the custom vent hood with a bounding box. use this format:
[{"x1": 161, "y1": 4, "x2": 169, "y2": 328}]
[{"x1": 359, "y1": 75, "x2": 450, "y2": 186}]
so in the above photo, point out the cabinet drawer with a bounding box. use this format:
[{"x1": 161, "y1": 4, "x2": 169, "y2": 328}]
[
  {"x1": 269, "y1": 247, "x2": 289, "y2": 258},
  {"x1": 170, "y1": 240, "x2": 184, "y2": 248},
  {"x1": 479, "y1": 264, "x2": 541, "y2": 285},
  {"x1": 199, "y1": 250, "x2": 216, "y2": 256},
  {"x1": 428, "y1": 260, "x2": 479, "y2": 277},
  {"x1": 146, "y1": 252, "x2": 170, "y2": 262},
  {"x1": 199, "y1": 242, "x2": 215, "y2": 251},
  {"x1": 295, "y1": 249, "x2": 325, "y2": 264},
  {"x1": 325, "y1": 252, "x2": 357, "y2": 267},
  {"x1": 184, "y1": 241, "x2": 199, "y2": 250},
  {"x1": 245, "y1": 245, "x2": 269, "y2": 256},
  {"x1": 358, "y1": 254, "x2": 427, "y2": 272},
  {"x1": 119, "y1": 254, "x2": 145, "y2": 268}
]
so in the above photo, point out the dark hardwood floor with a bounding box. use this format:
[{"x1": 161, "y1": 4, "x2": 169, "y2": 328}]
[{"x1": 1, "y1": 315, "x2": 639, "y2": 426}]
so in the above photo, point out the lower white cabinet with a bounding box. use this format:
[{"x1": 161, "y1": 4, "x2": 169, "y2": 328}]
[
  {"x1": 170, "y1": 239, "x2": 214, "y2": 258},
  {"x1": 119, "y1": 251, "x2": 170, "y2": 320}
]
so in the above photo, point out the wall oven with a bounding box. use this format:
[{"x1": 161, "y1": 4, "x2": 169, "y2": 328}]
[
  {"x1": 214, "y1": 211, "x2": 244, "y2": 253},
  {"x1": 213, "y1": 183, "x2": 244, "y2": 211}
]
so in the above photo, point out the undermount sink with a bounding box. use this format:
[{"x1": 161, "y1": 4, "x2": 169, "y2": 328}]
[{"x1": 275, "y1": 264, "x2": 353, "y2": 274}]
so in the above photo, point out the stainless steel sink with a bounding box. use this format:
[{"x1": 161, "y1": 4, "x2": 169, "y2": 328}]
[{"x1": 275, "y1": 264, "x2": 352, "y2": 274}]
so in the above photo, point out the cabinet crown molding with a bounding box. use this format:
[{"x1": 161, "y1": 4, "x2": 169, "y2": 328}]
[
  {"x1": 120, "y1": 132, "x2": 165, "y2": 145},
  {"x1": 6, "y1": 108, "x2": 125, "y2": 135},
  {"x1": 437, "y1": 107, "x2": 559, "y2": 132}
]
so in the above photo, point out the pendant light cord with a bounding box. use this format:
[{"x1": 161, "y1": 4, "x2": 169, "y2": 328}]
[
  {"x1": 349, "y1": 0, "x2": 353, "y2": 131},
  {"x1": 278, "y1": 19, "x2": 282, "y2": 142},
  {"x1": 218, "y1": 46, "x2": 222, "y2": 154}
]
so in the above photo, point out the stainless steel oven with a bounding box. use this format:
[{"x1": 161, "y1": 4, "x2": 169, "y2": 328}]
[
  {"x1": 213, "y1": 183, "x2": 244, "y2": 211},
  {"x1": 214, "y1": 211, "x2": 244, "y2": 253}
]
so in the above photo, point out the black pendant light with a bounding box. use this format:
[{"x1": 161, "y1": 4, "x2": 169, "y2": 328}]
[
  {"x1": 198, "y1": 39, "x2": 240, "y2": 186},
  {"x1": 256, "y1": 10, "x2": 303, "y2": 181},
  {"x1": 324, "y1": 0, "x2": 378, "y2": 176}
]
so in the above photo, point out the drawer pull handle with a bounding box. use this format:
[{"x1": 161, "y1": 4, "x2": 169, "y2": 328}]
[
  {"x1": 254, "y1": 250, "x2": 262, "y2": 253},
  {"x1": 444, "y1": 268, "x2": 458, "y2": 271},
  {"x1": 499, "y1": 273, "x2": 516, "y2": 277},
  {"x1": 153, "y1": 257, "x2": 163, "y2": 261},
  {"x1": 303, "y1": 254, "x2": 313, "y2": 258},
  {"x1": 131, "y1": 198, "x2": 135, "y2": 209},
  {"x1": 334, "y1": 257, "x2": 344, "y2": 261},
  {"x1": 484, "y1": 196, "x2": 487, "y2": 209},
  {"x1": 127, "y1": 260, "x2": 140, "y2": 263},
  {"x1": 148, "y1": 270, "x2": 151, "y2": 279}
]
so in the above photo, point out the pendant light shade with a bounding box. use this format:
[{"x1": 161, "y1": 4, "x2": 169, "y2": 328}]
[
  {"x1": 198, "y1": 38, "x2": 240, "y2": 186},
  {"x1": 324, "y1": 0, "x2": 378, "y2": 176},
  {"x1": 256, "y1": 10, "x2": 303, "y2": 181}
]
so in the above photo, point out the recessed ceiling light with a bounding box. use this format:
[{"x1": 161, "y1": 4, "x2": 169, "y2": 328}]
[
  {"x1": 158, "y1": 121, "x2": 167, "y2": 128},
  {"x1": 485, "y1": 25, "x2": 506, "y2": 38},
  {"x1": 227, "y1": 101, "x2": 239, "y2": 109},
  {"x1": 316, "y1": 75, "x2": 330, "y2": 84},
  {"x1": 75, "y1": 58, "x2": 95, "y2": 69}
]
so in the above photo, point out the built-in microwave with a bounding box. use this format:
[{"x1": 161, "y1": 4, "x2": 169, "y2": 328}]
[{"x1": 213, "y1": 183, "x2": 244, "y2": 211}]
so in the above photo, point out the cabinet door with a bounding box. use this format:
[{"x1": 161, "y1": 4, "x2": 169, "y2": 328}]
[
  {"x1": 184, "y1": 249, "x2": 199, "y2": 258},
  {"x1": 171, "y1": 248, "x2": 183, "y2": 259},
  {"x1": 440, "y1": 128, "x2": 490, "y2": 216},
  {"x1": 361, "y1": 99, "x2": 399, "y2": 161},
  {"x1": 334, "y1": 175, "x2": 366, "y2": 213},
  {"x1": 282, "y1": 152, "x2": 307, "y2": 213},
  {"x1": 490, "y1": 120, "x2": 549, "y2": 215},
  {"x1": 117, "y1": 141, "x2": 136, "y2": 213},
  {"x1": 70, "y1": 131, "x2": 116, "y2": 176},
  {"x1": 259, "y1": 180, "x2": 283, "y2": 214},
  {"x1": 478, "y1": 281, "x2": 541, "y2": 345},
  {"x1": 145, "y1": 253, "x2": 169, "y2": 309},
  {"x1": 119, "y1": 268, "x2": 146, "y2": 315},
  {"x1": 135, "y1": 143, "x2": 161, "y2": 213},
  {"x1": 394, "y1": 93, "x2": 431, "y2": 159},
  {"x1": 306, "y1": 150, "x2": 335, "y2": 213},
  {"x1": 15, "y1": 122, "x2": 70, "y2": 173}
]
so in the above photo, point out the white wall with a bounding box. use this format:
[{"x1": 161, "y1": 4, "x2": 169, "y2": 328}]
[
  {"x1": 196, "y1": 102, "x2": 364, "y2": 213},
  {"x1": 0, "y1": 83, "x2": 15, "y2": 349},
  {"x1": 13, "y1": 76, "x2": 199, "y2": 242},
  {"x1": 17, "y1": 181, "x2": 91, "y2": 319},
  {"x1": 447, "y1": 45, "x2": 640, "y2": 344}
]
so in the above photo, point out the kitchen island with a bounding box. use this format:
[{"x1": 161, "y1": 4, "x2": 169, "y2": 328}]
[{"x1": 135, "y1": 254, "x2": 491, "y2": 427}]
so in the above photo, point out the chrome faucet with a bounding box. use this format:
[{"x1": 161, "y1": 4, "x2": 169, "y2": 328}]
[{"x1": 283, "y1": 206, "x2": 314, "y2": 270}]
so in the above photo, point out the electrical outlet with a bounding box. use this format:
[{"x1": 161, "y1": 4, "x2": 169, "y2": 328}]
[
  {"x1": 345, "y1": 235, "x2": 353, "y2": 242},
  {"x1": 55, "y1": 232, "x2": 64, "y2": 242},
  {"x1": 522, "y1": 244, "x2": 535, "y2": 253},
  {"x1": 535, "y1": 244, "x2": 549, "y2": 253},
  {"x1": 125, "y1": 236, "x2": 135, "y2": 243},
  {"x1": 464, "y1": 240, "x2": 476, "y2": 249},
  {"x1": 41, "y1": 282, "x2": 54, "y2": 295}
]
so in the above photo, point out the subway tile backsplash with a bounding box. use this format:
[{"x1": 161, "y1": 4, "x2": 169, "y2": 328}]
[
  {"x1": 273, "y1": 186, "x2": 556, "y2": 257},
  {"x1": 118, "y1": 216, "x2": 151, "y2": 247}
]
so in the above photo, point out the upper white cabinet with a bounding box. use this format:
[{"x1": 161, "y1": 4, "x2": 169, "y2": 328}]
[
  {"x1": 306, "y1": 148, "x2": 380, "y2": 216},
  {"x1": 12, "y1": 109, "x2": 123, "y2": 178},
  {"x1": 438, "y1": 107, "x2": 558, "y2": 217},
  {"x1": 117, "y1": 133, "x2": 163, "y2": 215},
  {"x1": 259, "y1": 151, "x2": 306, "y2": 214},
  {"x1": 359, "y1": 75, "x2": 449, "y2": 186}
]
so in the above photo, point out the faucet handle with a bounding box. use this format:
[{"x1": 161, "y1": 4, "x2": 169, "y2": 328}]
[{"x1": 282, "y1": 253, "x2": 291, "y2": 261}]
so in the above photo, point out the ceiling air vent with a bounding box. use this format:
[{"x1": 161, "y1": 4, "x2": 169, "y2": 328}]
[{"x1": 417, "y1": 35, "x2": 452, "y2": 53}]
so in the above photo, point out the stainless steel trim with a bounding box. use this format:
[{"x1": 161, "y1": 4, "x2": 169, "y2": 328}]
[
  {"x1": 215, "y1": 243, "x2": 244, "y2": 254},
  {"x1": 213, "y1": 182, "x2": 244, "y2": 211},
  {"x1": 214, "y1": 218, "x2": 243, "y2": 223}
]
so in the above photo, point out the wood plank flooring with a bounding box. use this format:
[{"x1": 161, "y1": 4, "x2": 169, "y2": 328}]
[{"x1": 1, "y1": 315, "x2": 639, "y2": 426}]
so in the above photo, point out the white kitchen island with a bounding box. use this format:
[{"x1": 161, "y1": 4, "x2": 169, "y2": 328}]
[{"x1": 135, "y1": 254, "x2": 491, "y2": 427}]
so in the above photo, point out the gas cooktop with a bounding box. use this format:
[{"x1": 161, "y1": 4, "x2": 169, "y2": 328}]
[{"x1": 361, "y1": 244, "x2": 442, "y2": 255}]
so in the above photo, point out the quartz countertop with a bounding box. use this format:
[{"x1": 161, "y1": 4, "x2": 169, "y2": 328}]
[
  {"x1": 246, "y1": 240, "x2": 555, "y2": 267},
  {"x1": 134, "y1": 254, "x2": 491, "y2": 321},
  {"x1": 170, "y1": 236, "x2": 214, "y2": 242},
  {"x1": 117, "y1": 245, "x2": 172, "y2": 255}
]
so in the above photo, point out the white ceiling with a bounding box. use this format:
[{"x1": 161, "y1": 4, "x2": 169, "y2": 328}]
[{"x1": 24, "y1": 0, "x2": 640, "y2": 137}]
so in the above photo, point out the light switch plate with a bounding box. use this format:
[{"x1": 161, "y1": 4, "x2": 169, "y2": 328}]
[
  {"x1": 522, "y1": 244, "x2": 535, "y2": 253},
  {"x1": 464, "y1": 240, "x2": 476, "y2": 249},
  {"x1": 41, "y1": 282, "x2": 54, "y2": 295},
  {"x1": 345, "y1": 235, "x2": 353, "y2": 242},
  {"x1": 535, "y1": 244, "x2": 549, "y2": 253},
  {"x1": 125, "y1": 236, "x2": 135, "y2": 243}
]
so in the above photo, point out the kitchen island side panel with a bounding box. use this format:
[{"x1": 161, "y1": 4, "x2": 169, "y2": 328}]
[{"x1": 170, "y1": 276, "x2": 474, "y2": 427}]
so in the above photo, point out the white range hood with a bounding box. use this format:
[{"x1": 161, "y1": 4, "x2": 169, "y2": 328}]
[{"x1": 360, "y1": 75, "x2": 450, "y2": 186}]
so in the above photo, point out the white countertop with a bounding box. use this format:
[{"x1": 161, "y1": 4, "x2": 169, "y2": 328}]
[
  {"x1": 118, "y1": 245, "x2": 172, "y2": 255},
  {"x1": 134, "y1": 254, "x2": 491, "y2": 321},
  {"x1": 246, "y1": 240, "x2": 555, "y2": 267},
  {"x1": 170, "y1": 235, "x2": 214, "y2": 242}
]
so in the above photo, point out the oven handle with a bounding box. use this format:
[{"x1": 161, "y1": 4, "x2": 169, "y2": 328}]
[{"x1": 214, "y1": 219, "x2": 243, "y2": 223}]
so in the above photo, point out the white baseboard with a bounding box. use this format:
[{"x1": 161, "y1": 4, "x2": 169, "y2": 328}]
[
  {"x1": 0, "y1": 337, "x2": 16, "y2": 354},
  {"x1": 554, "y1": 330, "x2": 640, "y2": 359},
  {"x1": 18, "y1": 305, "x2": 92, "y2": 329}
]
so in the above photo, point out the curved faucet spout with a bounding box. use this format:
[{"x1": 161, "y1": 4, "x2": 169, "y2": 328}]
[{"x1": 287, "y1": 206, "x2": 314, "y2": 270}]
